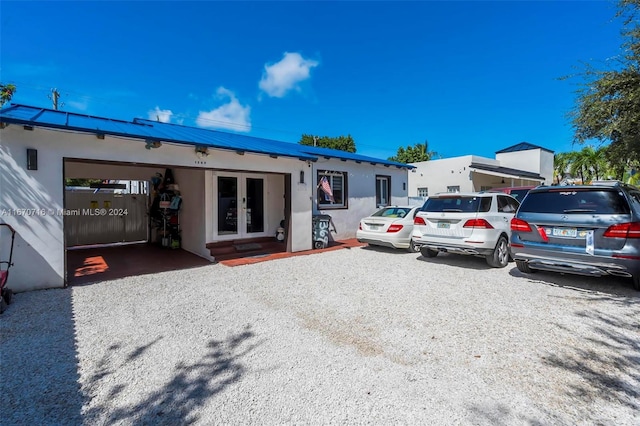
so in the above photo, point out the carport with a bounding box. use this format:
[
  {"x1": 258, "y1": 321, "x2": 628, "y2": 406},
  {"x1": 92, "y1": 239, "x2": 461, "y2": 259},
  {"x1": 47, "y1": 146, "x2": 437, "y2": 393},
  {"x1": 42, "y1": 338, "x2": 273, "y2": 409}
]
[{"x1": 67, "y1": 243, "x2": 212, "y2": 285}]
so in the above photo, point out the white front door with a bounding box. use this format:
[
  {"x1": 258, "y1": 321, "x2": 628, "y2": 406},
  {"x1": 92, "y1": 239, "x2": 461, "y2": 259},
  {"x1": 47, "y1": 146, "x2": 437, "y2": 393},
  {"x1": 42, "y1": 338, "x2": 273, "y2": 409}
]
[{"x1": 215, "y1": 172, "x2": 267, "y2": 240}]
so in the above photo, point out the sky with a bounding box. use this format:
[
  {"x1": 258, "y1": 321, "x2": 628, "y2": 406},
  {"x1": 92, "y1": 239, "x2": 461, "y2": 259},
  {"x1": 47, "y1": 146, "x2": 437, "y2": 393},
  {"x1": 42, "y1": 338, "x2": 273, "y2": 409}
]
[{"x1": 0, "y1": 1, "x2": 627, "y2": 161}]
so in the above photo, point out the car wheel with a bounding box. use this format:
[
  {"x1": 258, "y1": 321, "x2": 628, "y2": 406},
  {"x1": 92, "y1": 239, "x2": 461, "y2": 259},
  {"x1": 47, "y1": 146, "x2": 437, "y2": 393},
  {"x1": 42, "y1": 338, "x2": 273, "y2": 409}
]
[
  {"x1": 486, "y1": 236, "x2": 509, "y2": 268},
  {"x1": 515, "y1": 260, "x2": 535, "y2": 274},
  {"x1": 2, "y1": 288, "x2": 12, "y2": 305},
  {"x1": 408, "y1": 239, "x2": 421, "y2": 253},
  {"x1": 633, "y1": 275, "x2": 640, "y2": 291},
  {"x1": 420, "y1": 247, "x2": 439, "y2": 258}
]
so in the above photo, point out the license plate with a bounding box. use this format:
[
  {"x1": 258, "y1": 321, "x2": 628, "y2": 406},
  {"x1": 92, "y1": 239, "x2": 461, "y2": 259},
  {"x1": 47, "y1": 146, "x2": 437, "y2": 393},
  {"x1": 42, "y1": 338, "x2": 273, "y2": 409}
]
[
  {"x1": 552, "y1": 227, "x2": 577, "y2": 237},
  {"x1": 437, "y1": 222, "x2": 450, "y2": 229}
]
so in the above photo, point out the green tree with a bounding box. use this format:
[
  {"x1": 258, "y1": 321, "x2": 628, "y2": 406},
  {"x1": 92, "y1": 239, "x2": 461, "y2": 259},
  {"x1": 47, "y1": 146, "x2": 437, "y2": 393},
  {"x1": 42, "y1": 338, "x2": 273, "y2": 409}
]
[
  {"x1": 0, "y1": 83, "x2": 16, "y2": 106},
  {"x1": 299, "y1": 134, "x2": 356, "y2": 153},
  {"x1": 388, "y1": 141, "x2": 438, "y2": 163},
  {"x1": 553, "y1": 152, "x2": 572, "y2": 184},
  {"x1": 567, "y1": 0, "x2": 640, "y2": 167}
]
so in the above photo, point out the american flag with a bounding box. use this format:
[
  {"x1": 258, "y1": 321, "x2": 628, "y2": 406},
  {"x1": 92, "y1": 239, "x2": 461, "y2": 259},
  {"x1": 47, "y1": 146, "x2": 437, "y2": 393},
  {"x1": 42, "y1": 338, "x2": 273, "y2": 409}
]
[{"x1": 319, "y1": 176, "x2": 335, "y2": 202}]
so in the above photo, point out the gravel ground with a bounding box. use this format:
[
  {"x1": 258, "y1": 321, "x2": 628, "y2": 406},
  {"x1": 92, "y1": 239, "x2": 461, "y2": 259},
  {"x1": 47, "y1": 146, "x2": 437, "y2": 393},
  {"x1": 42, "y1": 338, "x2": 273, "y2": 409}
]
[{"x1": 1, "y1": 246, "x2": 639, "y2": 425}]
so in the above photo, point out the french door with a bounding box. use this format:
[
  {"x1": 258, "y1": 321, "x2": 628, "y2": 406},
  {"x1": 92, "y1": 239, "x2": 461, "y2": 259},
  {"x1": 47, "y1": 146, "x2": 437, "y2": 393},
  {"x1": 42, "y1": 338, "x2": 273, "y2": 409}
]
[{"x1": 216, "y1": 172, "x2": 266, "y2": 239}]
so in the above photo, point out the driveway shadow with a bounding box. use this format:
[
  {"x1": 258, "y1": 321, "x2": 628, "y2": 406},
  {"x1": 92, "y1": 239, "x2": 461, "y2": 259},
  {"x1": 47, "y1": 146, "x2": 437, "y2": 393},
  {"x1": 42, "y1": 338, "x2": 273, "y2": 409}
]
[
  {"x1": 508, "y1": 267, "x2": 640, "y2": 298},
  {"x1": 416, "y1": 251, "x2": 495, "y2": 270},
  {"x1": 360, "y1": 245, "x2": 413, "y2": 255}
]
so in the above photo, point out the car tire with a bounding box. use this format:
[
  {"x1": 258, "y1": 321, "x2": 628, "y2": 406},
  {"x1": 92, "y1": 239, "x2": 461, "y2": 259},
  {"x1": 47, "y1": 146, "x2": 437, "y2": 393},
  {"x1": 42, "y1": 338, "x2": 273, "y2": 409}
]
[
  {"x1": 2, "y1": 288, "x2": 12, "y2": 305},
  {"x1": 408, "y1": 239, "x2": 421, "y2": 253},
  {"x1": 515, "y1": 260, "x2": 535, "y2": 274},
  {"x1": 420, "y1": 247, "x2": 439, "y2": 258},
  {"x1": 486, "y1": 236, "x2": 509, "y2": 268},
  {"x1": 633, "y1": 275, "x2": 640, "y2": 291}
]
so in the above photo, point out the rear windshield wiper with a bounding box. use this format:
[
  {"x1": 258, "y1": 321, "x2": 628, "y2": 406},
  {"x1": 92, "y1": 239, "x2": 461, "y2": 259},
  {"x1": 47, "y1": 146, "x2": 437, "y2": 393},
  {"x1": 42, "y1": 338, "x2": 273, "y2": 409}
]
[
  {"x1": 442, "y1": 209, "x2": 462, "y2": 212},
  {"x1": 563, "y1": 209, "x2": 596, "y2": 213}
]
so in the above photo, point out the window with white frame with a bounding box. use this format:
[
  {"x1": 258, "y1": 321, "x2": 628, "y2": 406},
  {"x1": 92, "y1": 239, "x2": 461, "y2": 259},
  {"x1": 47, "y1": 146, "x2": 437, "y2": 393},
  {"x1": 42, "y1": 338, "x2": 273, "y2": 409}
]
[
  {"x1": 417, "y1": 187, "x2": 429, "y2": 197},
  {"x1": 376, "y1": 175, "x2": 390, "y2": 207},
  {"x1": 447, "y1": 185, "x2": 460, "y2": 193},
  {"x1": 317, "y1": 171, "x2": 347, "y2": 208}
]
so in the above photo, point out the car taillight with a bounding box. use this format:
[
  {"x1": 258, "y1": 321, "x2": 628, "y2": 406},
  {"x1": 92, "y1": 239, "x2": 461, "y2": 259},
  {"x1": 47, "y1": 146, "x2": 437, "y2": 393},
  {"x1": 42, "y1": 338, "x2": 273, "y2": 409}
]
[
  {"x1": 603, "y1": 222, "x2": 640, "y2": 238},
  {"x1": 414, "y1": 216, "x2": 426, "y2": 225},
  {"x1": 358, "y1": 223, "x2": 362, "y2": 230},
  {"x1": 511, "y1": 218, "x2": 532, "y2": 232},
  {"x1": 463, "y1": 219, "x2": 494, "y2": 229},
  {"x1": 387, "y1": 224, "x2": 403, "y2": 233}
]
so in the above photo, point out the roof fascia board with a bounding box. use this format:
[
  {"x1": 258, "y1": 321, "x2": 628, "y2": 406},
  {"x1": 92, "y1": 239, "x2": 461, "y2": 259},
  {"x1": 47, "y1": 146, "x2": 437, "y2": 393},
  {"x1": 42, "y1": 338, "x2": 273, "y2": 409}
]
[{"x1": 0, "y1": 117, "x2": 317, "y2": 161}]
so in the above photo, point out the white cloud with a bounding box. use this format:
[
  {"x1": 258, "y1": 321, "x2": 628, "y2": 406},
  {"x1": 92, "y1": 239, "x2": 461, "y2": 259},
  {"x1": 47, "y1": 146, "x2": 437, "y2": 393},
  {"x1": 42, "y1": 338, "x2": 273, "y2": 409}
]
[
  {"x1": 196, "y1": 87, "x2": 251, "y2": 132},
  {"x1": 259, "y1": 52, "x2": 319, "y2": 98},
  {"x1": 148, "y1": 106, "x2": 173, "y2": 123}
]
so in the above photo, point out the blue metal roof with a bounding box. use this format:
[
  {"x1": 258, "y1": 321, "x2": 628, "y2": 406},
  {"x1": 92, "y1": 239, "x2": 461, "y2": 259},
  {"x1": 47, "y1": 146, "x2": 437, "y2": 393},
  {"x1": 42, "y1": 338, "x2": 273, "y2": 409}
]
[
  {"x1": 496, "y1": 142, "x2": 554, "y2": 154},
  {"x1": 298, "y1": 144, "x2": 413, "y2": 169},
  {"x1": 0, "y1": 104, "x2": 316, "y2": 161},
  {"x1": 0, "y1": 104, "x2": 413, "y2": 168}
]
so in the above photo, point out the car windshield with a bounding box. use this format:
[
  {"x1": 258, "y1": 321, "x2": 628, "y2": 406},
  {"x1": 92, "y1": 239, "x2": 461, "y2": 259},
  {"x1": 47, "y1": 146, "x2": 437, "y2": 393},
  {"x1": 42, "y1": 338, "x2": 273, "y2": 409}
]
[
  {"x1": 372, "y1": 207, "x2": 412, "y2": 218},
  {"x1": 422, "y1": 196, "x2": 491, "y2": 213},
  {"x1": 519, "y1": 189, "x2": 631, "y2": 214},
  {"x1": 509, "y1": 189, "x2": 530, "y2": 201}
]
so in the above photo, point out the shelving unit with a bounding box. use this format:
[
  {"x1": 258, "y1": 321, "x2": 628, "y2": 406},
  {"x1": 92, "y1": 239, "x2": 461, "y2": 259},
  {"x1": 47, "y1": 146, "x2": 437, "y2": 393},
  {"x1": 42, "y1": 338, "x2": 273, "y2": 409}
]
[{"x1": 149, "y1": 169, "x2": 182, "y2": 249}]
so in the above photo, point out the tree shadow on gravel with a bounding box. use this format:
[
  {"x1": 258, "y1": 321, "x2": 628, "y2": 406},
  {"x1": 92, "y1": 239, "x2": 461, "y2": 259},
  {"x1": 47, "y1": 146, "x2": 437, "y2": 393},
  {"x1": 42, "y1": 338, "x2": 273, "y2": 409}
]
[
  {"x1": 0, "y1": 288, "x2": 85, "y2": 425},
  {"x1": 466, "y1": 402, "x2": 549, "y2": 426},
  {"x1": 543, "y1": 307, "x2": 640, "y2": 415},
  {"x1": 507, "y1": 266, "x2": 640, "y2": 298},
  {"x1": 83, "y1": 326, "x2": 259, "y2": 425},
  {"x1": 416, "y1": 252, "x2": 495, "y2": 270},
  {"x1": 507, "y1": 267, "x2": 640, "y2": 422}
]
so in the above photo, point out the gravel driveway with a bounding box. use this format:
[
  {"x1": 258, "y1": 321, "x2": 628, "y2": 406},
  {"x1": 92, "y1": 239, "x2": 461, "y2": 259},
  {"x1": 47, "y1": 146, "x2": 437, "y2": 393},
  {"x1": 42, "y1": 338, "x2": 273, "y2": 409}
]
[{"x1": 1, "y1": 246, "x2": 639, "y2": 425}]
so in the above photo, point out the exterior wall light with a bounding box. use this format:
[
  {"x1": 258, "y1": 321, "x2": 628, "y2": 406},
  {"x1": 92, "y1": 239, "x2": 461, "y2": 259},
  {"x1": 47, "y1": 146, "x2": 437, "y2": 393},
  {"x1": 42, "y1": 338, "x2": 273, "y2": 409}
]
[
  {"x1": 145, "y1": 140, "x2": 162, "y2": 150},
  {"x1": 195, "y1": 145, "x2": 209, "y2": 158}
]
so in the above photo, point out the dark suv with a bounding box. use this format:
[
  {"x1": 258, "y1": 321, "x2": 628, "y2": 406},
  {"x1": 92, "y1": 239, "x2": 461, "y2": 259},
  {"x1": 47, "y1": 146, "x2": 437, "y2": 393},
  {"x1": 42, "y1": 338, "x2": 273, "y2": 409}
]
[{"x1": 510, "y1": 181, "x2": 640, "y2": 290}]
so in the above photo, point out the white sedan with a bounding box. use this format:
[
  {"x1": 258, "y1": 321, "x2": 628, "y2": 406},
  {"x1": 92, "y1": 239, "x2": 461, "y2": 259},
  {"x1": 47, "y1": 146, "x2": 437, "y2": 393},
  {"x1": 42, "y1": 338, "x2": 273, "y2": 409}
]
[{"x1": 356, "y1": 206, "x2": 422, "y2": 252}]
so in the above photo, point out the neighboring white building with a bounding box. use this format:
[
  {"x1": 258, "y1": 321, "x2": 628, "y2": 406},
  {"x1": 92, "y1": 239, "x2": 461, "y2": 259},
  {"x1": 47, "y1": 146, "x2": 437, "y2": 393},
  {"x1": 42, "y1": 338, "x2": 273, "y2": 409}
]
[
  {"x1": 0, "y1": 104, "x2": 412, "y2": 292},
  {"x1": 408, "y1": 142, "x2": 553, "y2": 197}
]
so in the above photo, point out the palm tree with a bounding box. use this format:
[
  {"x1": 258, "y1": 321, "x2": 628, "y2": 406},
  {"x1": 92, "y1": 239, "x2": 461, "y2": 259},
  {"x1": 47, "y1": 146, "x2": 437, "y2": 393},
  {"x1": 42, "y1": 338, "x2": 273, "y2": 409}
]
[
  {"x1": 581, "y1": 145, "x2": 609, "y2": 181},
  {"x1": 568, "y1": 150, "x2": 590, "y2": 184},
  {"x1": 553, "y1": 152, "x2": 572, "y2": 184}
]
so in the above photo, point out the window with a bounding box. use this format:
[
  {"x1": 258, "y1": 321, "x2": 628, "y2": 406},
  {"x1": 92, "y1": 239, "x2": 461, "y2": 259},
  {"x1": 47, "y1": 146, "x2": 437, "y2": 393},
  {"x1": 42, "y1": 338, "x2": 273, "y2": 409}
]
[
  {"x1": 519, "y1": 189, "x2": 631, "y2": 214},
  {"x1": 417, "y1": 187, "x2": 429, "y2": 197},
  {"x1": 423, "y1": 196, "x2": 492, "y2": 213},
  {"x1": 376, "y1": 175, "x2": 390, "y2": 207},
  {"x1": 317, "y1": 171, "x2": 347, "y2": 208},
  {"x1": 480, "y1": 186, "x2": 492, "y2": 192},
  {"x1": 372, "y1": 206, "x2": 412, "y2": 218},
  {"x1": 447, "y1": 186, "x2": 460, "y2": 193},
  {"x1": 497, "y1": 195, "x2": 519, "y2": 213}
]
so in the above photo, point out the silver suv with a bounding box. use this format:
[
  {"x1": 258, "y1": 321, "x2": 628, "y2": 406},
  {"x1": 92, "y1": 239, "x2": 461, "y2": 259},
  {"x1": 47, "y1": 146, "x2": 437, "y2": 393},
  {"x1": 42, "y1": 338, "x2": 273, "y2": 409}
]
[
  {"x1": 412, "y1": 192, "x2": 520, "y2": 268},
  {"x1": 510, "y1": 181, "x2": 640, "y2": 290}
]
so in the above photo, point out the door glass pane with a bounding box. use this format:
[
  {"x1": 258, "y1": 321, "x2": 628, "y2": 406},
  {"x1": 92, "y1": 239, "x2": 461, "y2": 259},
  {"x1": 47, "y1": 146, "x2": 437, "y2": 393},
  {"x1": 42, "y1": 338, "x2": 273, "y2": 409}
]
[
  {"x1": 246, "y1": 178, "x2": 264, "y2": 233},
  {"x1": 218, "y1": 176, "x2": 237, "y2": 235}
]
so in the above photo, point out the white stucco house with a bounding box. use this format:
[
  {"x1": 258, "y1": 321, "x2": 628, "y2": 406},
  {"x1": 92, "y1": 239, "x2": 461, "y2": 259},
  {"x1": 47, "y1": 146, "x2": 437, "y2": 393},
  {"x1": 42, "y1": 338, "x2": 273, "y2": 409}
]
[
  {"x1": 408, "y1": 142, "x2": 553, "y2": 198},
  {"x1": 0, "y1": 104, "x2": 413, "y2": 292}
]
